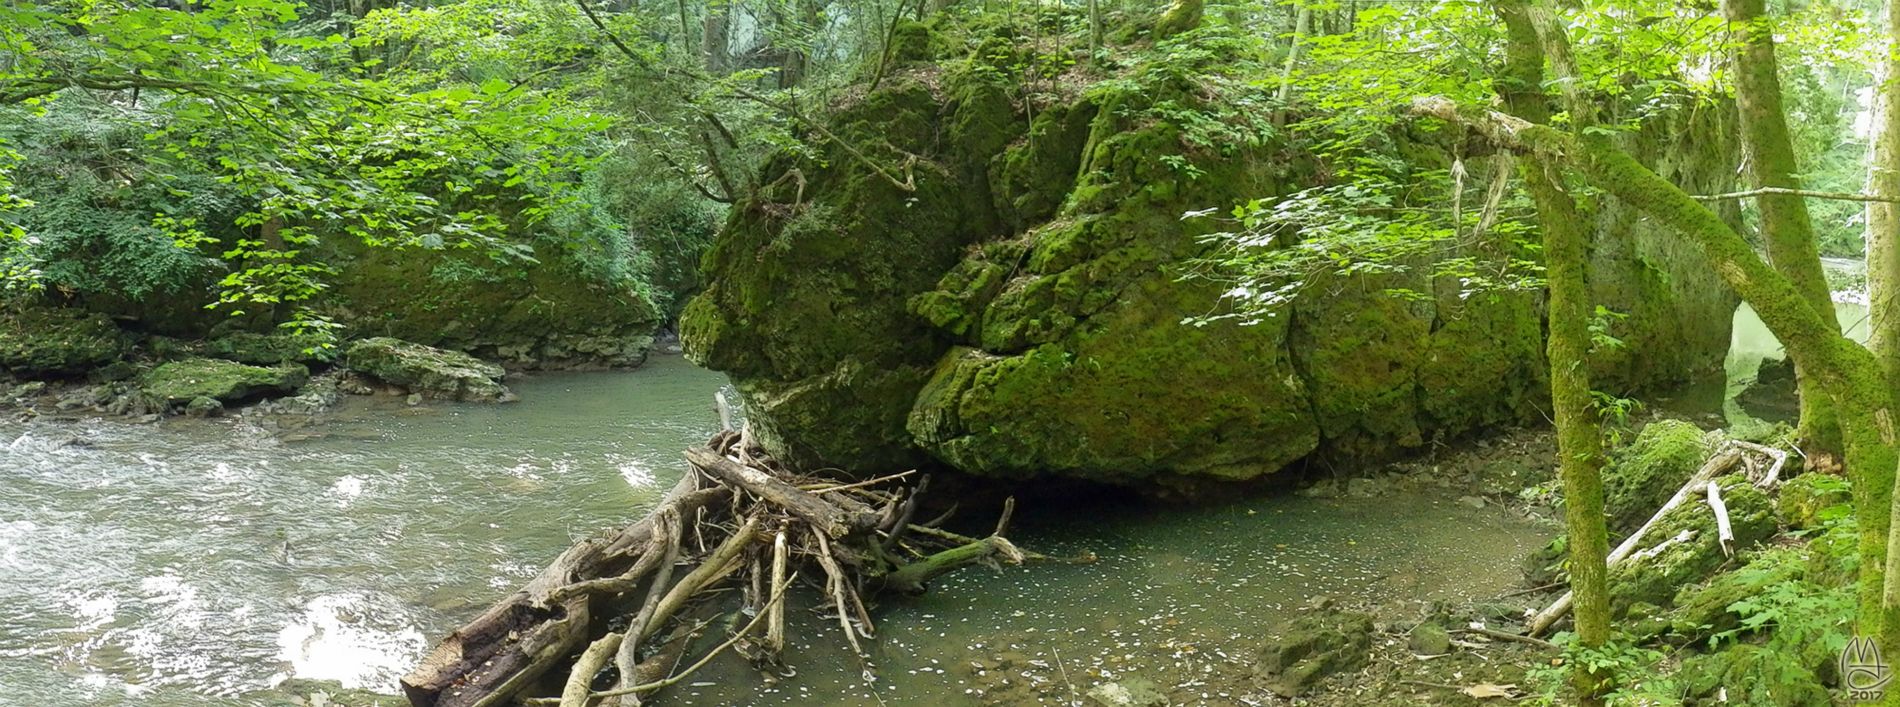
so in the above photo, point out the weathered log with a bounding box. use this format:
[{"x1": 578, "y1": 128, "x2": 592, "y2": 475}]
[
  {"x1": 684, "y1": 448, "x2": 877, "y2": 538},
  {"x1": 405, "y1": 471, "x2": 712, "y2": 707},
  {"x1": 877, "y1": 535, "x2": 1027, "y2": 595}
]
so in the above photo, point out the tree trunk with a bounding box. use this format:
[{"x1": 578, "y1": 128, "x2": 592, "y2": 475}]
[
  {"x1": 1870, "y1": 0, "x2": 1900, "y2": 388},
  {"x1": 1495, "y1": 5, "x2": 1610, "y2": 703},
  {"x1": 1724, "y1": 0, "x2": 1845, "y2": 457},
  {"x1": 702, "y1": 6, "x2": 731, "y2": 74},
  {"x1": 1569, "y1": 131, "x2": 1900, "y2": 669},
  {"x1": 1274, "y1": 3, "x2": 1311, "y2": 105}
]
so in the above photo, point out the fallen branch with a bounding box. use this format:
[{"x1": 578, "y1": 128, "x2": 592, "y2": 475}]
[
  {"x1": 1707, "y1": 480, "x2": 1734, "y2": 557},
  {"x1": 1450, "y1": 626, "x2": 1560, "y2": 651},
  {"x1": 1527, "y1": 445, "x2": 1742, "y2": 636},
  {"x1": 685, "y1": 448, "x2": 877, "y2": 539},
  {"x1": 410, "y1": 429, "x2": 1068, "y2": 707},
  {"x1": 1689, "y1": 186, "x2": 1900, "y2": 204}
]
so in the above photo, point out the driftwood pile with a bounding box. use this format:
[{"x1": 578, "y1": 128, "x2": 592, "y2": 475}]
[
  {"x1": 1525, "y1": 438, "x2": 1789, "y2": 637},
  {"x1": 401, "y1": 415, "x2": 1085, "y2": 707}
]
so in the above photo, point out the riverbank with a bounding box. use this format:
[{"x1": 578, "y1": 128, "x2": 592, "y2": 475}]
[{"x1": 0, "y1": 358, "x2": 1567, "y2": 706}]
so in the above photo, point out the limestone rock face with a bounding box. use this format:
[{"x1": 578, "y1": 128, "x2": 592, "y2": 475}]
[
  {"x1": 683, "y1": 22, "x2": 1739, "y2": 486},
  {"x1": 344, "y1": 337, "x2": 512, "y2": 402},
  {"x1": 0, "y1": 307, "x2": 131, "y2": 377}
]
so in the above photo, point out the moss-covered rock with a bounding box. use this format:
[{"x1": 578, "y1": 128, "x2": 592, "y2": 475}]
[
  {"x1": 0, "y1": 307, "x2": 132, "y2": 377},
  {"x1": 1602, "y1": 420, "x2": 1710, "y2": 534},
  {"x1": 1666, "y1": 550, "x2": 1802, "y2": 642},
  {"x1": 1776, "y1": 472, "x2": 1851, "y2": 530},
  {"x1": 205, "y1": 331, "x2": 326, "y2": 366},
  {"x1": 345, "y1": 337, "x2": 511, "y2": 402},
  {"x1": 1677, "y1": 644, "x2": 1830, "y2": 707},
  {"x1": 325, "y1": 240, "x2": 661, "y2": 370},
  {"x1": 1253, "y1": 610, "x2": 1373, "y2": 697},
  {"x1": 142, "y1": 358, "x2": 308, "y2": 405},
  {"x1": 683, "y1": 16, "x2": 1741, "y2": 486},
  {"x1": 1607, "y1": 474, "x2": 1775, "y2": 616}
]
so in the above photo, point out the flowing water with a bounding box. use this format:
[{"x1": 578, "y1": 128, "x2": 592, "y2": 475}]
[{"x1": 0, "y1": 354, "x2": 1549, "y2": 706}]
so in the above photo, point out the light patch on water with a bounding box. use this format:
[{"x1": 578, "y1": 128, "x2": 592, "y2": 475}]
[
  {"x1": 0, "y1": 519, "x2": 36, "y2": 570},
  {"x1": 617, "y1": 457, "x2": 657, "y2": 488},
  {"x1": 330, "y1": 475, "x2": 367, "y2": 506},
  {"x1": 66, "y1": 592, "x2": 119, "y2": 632},
  {"x1": 274, "y1": 593, "x2": 425, "y2": 692}
]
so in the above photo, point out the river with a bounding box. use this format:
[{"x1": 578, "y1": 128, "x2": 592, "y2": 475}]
[{"x1": 0, "y1": 354, "x2": 1550, "y2": 706}]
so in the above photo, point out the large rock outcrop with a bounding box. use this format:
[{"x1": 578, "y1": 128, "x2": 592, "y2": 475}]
[{"x1": 683, "y1": 22, "x2": 1738, "y2": 487}]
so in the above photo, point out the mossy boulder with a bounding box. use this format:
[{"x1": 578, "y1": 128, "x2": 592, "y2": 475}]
[
  {"x1": 1677, "y1": 644, "x2": 1830, "y2": 707},
  {"x1": 325, "y1": 239, "x2": 661, "y2": 370},
  {"x1": 1776, "y1": 472, "x2": 1851, "y2": 530},
  {"x1": 141, "y1": 358, "x2": 308, "y2": 405},
  {"x1": 345, "y1": 337, "x2": 512, "y2": 402},
  {"x1": 0, "y1": 307, "x2": 132, "y2": 377},
  {"x1": 683, "y1": 18, "x2": 1740, "y2": 486},
  {"x1": 1601, "y1": 420, "x2": 1710, "y2": 533},
  {"x1": 1253, "y1": 610, "x2": 1373, "y2": 697},
  {"x1": 1665, "y1": 550, "x2": 1802, "y2": 642},
  {"x1": 205, "y1": 331, "x2": 325, "y2": 366},
  {"x1": 1607, "y1": 474, "x2": 1775, "y2": 616}
]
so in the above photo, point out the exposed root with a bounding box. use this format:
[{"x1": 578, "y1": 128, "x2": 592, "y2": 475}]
[{"x1": 402, "y1": 414, "x2": 1083, "y2": 707}]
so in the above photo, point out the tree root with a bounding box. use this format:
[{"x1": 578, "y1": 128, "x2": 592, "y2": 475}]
[{"x1": 401, "y1": 418, "x2": 1083, "y2": 707}]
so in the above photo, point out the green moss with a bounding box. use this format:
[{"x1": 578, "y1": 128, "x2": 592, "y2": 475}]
[
  {"x1": 0, "y1": 306, "x2": 132, "y2": 377},
  {"x1": 205, "y1": 331, "x2": 327, "y2": 366},
  {"x1": 1601, "y1": 420, "x2": 1710, "y2": 533},
  {"x1": 1677, "y1": 644, "x2": 1830, "y2": 707},
  {"x1": 1607, "y1": 474, "x2": 1775, "y2": 616},
  {"x1": 323, "y1": 237, "x2": 660, "y2": 369},
  {"x1": 1154, "y1": 0, "x2": 1204, "y2": 38},
  {"x1": 141, "y1": 358, "x2": 307, "y2": 404},
  {"x1": 1776, "y1": 472, "x2": 1852, "y2": 530},
  {"x1": 1666, "y1": 550, "x2": 1802, "y2": 641},
  {"x1": 1253, "y1": 610, "x2": 1373, "y2": 698}
]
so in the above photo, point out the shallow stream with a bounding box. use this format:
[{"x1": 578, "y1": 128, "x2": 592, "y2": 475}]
[{"x1": 0, "y1": 354, "x2": 1549, "y2": 706}]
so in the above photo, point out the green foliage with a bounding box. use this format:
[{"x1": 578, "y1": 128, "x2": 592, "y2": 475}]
[
  {"x1": 1525, "y1": 634, "x2": 1677, "y2": 706},
  {"x1": 1707, "y1": 548, "x2": 1854, "y2": 658}
]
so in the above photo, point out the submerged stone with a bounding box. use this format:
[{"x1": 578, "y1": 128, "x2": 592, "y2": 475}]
[
  {"x1": 345, "y1": 337, "x2": 512, "y2": 402},
  {"x1": 1086, "y1": 677, "x2": 1168, "y2": 707},
  {"x1": 1253, "y1": 609, "x2": 1373, "y2": 697}
]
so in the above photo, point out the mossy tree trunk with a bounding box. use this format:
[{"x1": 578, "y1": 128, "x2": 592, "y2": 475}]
[
  {"x1": 1869, "y1": 0, "x2": 1900, "y2": 387},
  {"x1": 1429, "y1": 0, "x2": 1900, "y2": 686},
  {"x1": 1724, "y1": 0, "x2": 1845, "y2": 456},
  {"x1": 1557, "y1": 130, "x2": 1900, "y2": 659},
  {"x1": 1498, "y1": 3, "x2": 1609, "y2": 702}
]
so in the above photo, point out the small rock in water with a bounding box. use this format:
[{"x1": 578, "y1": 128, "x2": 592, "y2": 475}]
[
  {"x1": 185, "y1": 396, "x2": 225, "y2": 418},
  {"x1": 405, "y1": 392, "x2": 423, "y2": 407},
  {"x1": 1086, "y1": 676, "x2": 1168, "y2": 706}
]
